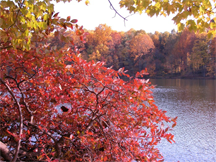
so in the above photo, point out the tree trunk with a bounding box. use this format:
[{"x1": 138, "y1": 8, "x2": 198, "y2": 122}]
[{"x1": 0, "y1": 141, "x2": 12, "y2": 161}]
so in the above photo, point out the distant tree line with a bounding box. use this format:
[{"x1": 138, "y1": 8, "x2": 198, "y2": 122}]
[{"x1": 48, "y1": 24, "x2": 216, "y2": 78}]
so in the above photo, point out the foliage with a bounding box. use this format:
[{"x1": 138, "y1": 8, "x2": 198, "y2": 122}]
[
  {"x1": 119, "y1": 0, "x2": 216, "y2": 37},
  {"x1": 0, "y1": 0, "x2": 179, "y2": 162},
  {"x1": 1, "y1": 0, "x2": 216, "y2": 161},
  {"x1": 129, "y1": 33, "x2": 155, "y2": 72},
  {"x1": 0, "y1": 46, "x2": 177, "y2": 161},
  {"x1": 87, "y1": 25, "x2": 112, "y2": 62},
  {"x1": 130, "y1": 33, "x2": 155, "y2": 59},
  {"x1": 0, "y1": 0, "x2": 86, "y2": 51},
  {"x1": 190, "y1": 33, "x2": 210, "y2": 74},
  {"x1": 173, "y1": 28, "x2": 196, "y2": 73},
  {"x1": 206, "y1": 37, "x2": 216, "y2": 76},
  {"x1": 72, "y1": 25, "x2": 215, "y2": 78}
]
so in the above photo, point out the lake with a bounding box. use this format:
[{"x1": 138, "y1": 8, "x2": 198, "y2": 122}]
[{"x1": 150, "y1": 79, "x2": 216, "y2": 162}]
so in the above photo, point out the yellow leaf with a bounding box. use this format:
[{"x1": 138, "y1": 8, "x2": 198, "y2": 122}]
[
  {"x1": 177, "y1": 23, "x2": 185, "y2": 32},
  {"x1": 85, "y1": 0, "x2": 89, "y2": 5}
]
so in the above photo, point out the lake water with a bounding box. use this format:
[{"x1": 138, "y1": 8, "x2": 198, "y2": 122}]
[{"x1": 150, "y1": 79, "x2": 216, "y2": 162}]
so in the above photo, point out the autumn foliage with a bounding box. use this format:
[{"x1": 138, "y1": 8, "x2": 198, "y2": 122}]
[
  {"x1": 0, "y1": 40, "x2": 177, "y2": 161},
  {"x1": 0, "y1": 15, "x2": 177, "y2": 161},
  {"x1": 11, "y1": 0, "x2": 216, "y2": 161},
  {"x1": 50, "y1": 23, "x2": 215, "y2": 79}
]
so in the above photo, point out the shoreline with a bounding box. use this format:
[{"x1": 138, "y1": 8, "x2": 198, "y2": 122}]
[{"x1": 147, "y1": 74, "x2": 216, "y2": 80}]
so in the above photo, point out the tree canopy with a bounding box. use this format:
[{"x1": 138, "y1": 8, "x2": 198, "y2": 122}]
[{"x1": 119, "y1": 0, "x2": 216, "y2": 36}]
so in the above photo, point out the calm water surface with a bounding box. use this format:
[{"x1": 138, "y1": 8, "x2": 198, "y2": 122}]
[{"x1": 150, "y1": 79, "x2": 216, "y2": 162}]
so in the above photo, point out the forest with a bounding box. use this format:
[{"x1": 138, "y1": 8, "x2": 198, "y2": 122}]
[{"x1": 49, "y1": 25, "x2": 216, "y2": 78}]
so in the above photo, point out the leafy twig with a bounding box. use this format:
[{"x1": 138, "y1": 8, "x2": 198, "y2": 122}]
[
  {"x1": 5, "y1": 75, "x2": 35, "y2": 124},
  {"x1": 8, "y1": 0, "x2": 25, "y2": 29},
  {"x1": 0, "y1": 79, "x2": 23, "y2": 162}
]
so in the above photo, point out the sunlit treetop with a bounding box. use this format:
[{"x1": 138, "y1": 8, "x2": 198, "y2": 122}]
[
  {"x1": 0, "y1": 0, "x2": 84, "y2": 50},
  {"x1": 119, "y1": 0, "x2": 216, "y2": 37}
]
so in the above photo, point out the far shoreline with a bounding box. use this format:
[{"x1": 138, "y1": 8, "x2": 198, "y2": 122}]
[{"x1": 149, "y1": 75, "x2": 216, "y2": 80}]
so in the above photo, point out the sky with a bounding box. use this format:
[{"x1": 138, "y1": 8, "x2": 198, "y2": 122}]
[{"x1": 54, "y1": 0, "x2": 178, "y2": 34}]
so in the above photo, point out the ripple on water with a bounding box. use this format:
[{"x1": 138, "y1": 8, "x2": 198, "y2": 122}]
[{"x1": 151, "y1": 79, "x2": 216, "y2": 162}]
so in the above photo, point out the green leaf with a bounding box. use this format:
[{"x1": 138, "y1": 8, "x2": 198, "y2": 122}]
[
  {"x1": 43, "y1": 13, "x2": 49, "y2": 21},
  {"x1": 138, "y1": 85, "x2": 143, "y2": 90},
  {"x1": 186, "y1": 20, "x2": 197, "y2": 31},
  {"x1": 0, "y1": 18, "x2": 3, "y2": 27},
  {"x1": 177, "y1": 23, "x2": 185, "y2": 32},
  {"x1": 172, "y1": 14, "x2": 181, "y2": 24}
]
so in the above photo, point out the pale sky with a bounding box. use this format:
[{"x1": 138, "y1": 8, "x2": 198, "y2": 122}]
[{"x1": 54, "y1": 0, "x2": 177, "y2": 33}]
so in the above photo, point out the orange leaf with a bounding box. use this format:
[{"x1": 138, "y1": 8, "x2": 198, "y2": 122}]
[
  {"x1": 70, "y1": 40, "x2": 74, "y2": 46},
  {"x1": 66, "y1": 16, "x2": 70, "y2": 21},
  {"x1": 172, "y1": 123, "x2": 177, "y2": 128},
  {"x1": 53, "y1": 12, "x2": 59, "y2": 17}
]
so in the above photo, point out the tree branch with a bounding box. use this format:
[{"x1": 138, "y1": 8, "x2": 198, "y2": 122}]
[
  {"x1": 0, "y1": 79, "x2": 23, "y2": 162},
  {"x1": 0, "y1": 141, "x2": 12, "y2": 161},
  {"x1": 26, "y1": 122, "x2": 63, "y2": 159},
  {"x1": 5, "y1": 75, "x2": 35, "y2": 124},
  {"x1": 107, "y1": 0, "x2": 128, "y2": 26},
  {"x1": 8, "y1": 0, "x2": 25, "y2": 30}
]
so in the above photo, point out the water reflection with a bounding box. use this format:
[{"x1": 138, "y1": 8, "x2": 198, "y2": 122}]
[{"x1": 150, "y1": 79, "x2": 216, "y2": 162}]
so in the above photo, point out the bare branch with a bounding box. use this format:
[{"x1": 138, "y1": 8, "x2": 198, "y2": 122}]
[
  {"x1": 107, "y1": 0, "x2": 128, "y2": 26},
  {"x1": 95, "y1": 119, "x2": 107, "y2": 139},
  {"x1": 26, "y1": 122, "x2": 63, "y2": 159},
  {"x1": 0, "y1": 79, "x2": 23, "y2": 162},
  {"x1": 5, "y1": 75, "x2": 35, "y2": 124},
  {"x1": 27, "y1": 122, "x2": 56, "y2": 141}
]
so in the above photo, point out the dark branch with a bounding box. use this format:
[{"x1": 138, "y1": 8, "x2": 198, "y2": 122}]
[
  {"x1": 26, "y1": 122, "x2": 62, "y2": 159},
  {"x1": 0, "y1": 46, "x2": 13, "y2": 50},
  {"x1": 0, "y1": 79, "x2": 23, "y2": 162},
  {"x1": 107, "y1": 0, "x2": 128, "y2": 26},
  {"x1": 4, "y1": 75, "x2": 35, "y2": 124}
]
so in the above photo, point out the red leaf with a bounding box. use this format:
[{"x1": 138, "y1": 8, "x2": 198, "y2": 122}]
[
  {"x1": 172, "y1": 123, "x2": 177, "y2": 128},
  {"x1": 70, "y1": 40, "x2": 74, "y2": 46},
  {"x1": 71, "y1": 19, "x2": 78, "y2": 23}
]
